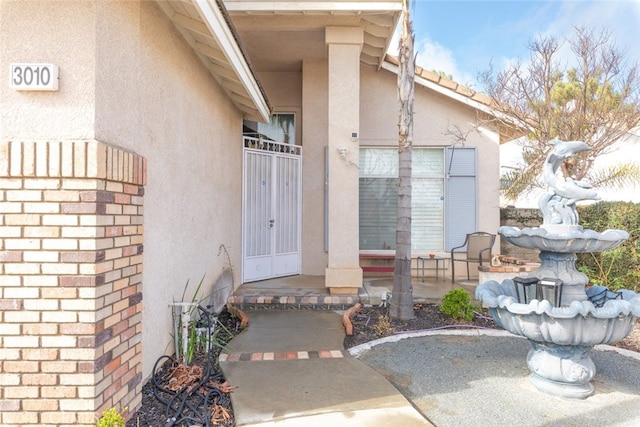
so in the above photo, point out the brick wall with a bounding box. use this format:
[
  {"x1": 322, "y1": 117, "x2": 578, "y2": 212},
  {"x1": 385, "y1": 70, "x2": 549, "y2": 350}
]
[
  {"x1": 0, "y1": 140, "x2": 146, "y2": 426},
  {"x1": 500, "y1": 207, "x2": 543, "y2": 262}
]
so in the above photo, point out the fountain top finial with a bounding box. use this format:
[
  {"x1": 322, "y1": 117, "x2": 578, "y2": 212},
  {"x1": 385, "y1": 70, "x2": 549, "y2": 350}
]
[{"x1": 538, "y1": 139, "x2": 600, "y2": 227}]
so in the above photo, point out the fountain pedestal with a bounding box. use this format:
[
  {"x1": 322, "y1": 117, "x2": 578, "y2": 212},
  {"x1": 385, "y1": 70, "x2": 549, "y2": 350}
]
[{"x1": 527, "y1": 342, "x2": 595, "y2": 398}]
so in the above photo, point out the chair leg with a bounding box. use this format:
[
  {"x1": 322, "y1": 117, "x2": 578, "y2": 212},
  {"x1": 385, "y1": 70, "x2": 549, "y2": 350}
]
[{"x1": 451, "y1": 260, "x2": 455, "y2": 282}]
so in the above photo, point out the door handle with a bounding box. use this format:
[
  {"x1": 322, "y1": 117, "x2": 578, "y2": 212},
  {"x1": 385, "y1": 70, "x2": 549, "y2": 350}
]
[{"x1": 268, "y1": 219, "x2": 275, "y2": 228}]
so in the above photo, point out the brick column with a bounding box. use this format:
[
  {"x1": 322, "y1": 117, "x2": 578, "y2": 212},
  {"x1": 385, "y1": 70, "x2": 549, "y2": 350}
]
[{"x1": 0, "y1": 140, "x2": 146, "y2": 425}]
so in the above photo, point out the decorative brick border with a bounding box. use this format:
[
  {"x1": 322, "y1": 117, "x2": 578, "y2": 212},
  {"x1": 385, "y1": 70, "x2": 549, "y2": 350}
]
[
  {"x1": 227, "y1": 294, "x2": 359, "y2": 310},
  {"x1": 478, "y1": 255, "x2": 540, "y2": 274},
  {"x1": 0, "y1": 140, "x2": 146, "y2": 425},
  {"x1": 219, "y1": 349, "x2": 349, "y2": 362}
]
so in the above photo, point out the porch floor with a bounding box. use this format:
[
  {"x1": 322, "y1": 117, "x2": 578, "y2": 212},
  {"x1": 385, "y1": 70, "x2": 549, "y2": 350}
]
[{"x1": 228, "y1": 274, "x2": 480, "y2": 310}]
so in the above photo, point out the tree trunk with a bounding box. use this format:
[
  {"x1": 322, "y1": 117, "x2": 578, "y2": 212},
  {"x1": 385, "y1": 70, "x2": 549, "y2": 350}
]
[{"x1": 390, "y1": 0, "x2": 415, "y2": 320}]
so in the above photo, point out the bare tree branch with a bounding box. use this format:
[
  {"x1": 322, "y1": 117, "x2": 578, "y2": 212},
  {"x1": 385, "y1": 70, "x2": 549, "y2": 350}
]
[{"x1": 481, "y1": 26, "x2": 640, "y2": 202}]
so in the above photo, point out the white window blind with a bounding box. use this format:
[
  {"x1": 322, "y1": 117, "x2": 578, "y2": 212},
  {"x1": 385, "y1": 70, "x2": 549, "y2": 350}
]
[{"x1": 359, "y1": 148, "x2": 445, "y2": 251}]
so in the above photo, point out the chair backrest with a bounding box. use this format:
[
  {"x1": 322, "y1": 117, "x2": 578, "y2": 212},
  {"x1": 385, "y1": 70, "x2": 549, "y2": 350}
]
[{"x1": 466, "y1": 233, "x2": 495, "y2": 261}]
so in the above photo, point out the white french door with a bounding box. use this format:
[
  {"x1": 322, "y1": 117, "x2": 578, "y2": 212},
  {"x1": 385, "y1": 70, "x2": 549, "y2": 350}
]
[{"x1": 242, "y1": 138, "x2": 302, "y2": 282}]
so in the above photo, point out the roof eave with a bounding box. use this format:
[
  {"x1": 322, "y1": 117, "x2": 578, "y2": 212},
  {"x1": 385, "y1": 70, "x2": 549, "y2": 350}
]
[
  {"x1": 224, "y1": 1, "x2": 402, "y2": 69},
  {"x1": 223, "y1": 1, "x2": 403, "y2": 13},
  {"x1": 157, "y1": 0, "x2": 271, "y2": 123},
  {"x1": 196, "y1": 0, "x2": 271, "y2": 122}
]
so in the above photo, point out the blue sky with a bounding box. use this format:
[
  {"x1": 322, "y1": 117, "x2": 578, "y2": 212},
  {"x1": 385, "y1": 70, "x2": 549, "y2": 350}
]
[{"x1": 395, "y1": 0, "x2": 640, "y2": 90}]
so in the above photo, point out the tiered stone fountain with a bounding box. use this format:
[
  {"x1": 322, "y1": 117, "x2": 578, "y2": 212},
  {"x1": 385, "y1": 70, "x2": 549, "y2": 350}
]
[{"x1": 476, "y1": 140, "x2": 640, "y2": 399}]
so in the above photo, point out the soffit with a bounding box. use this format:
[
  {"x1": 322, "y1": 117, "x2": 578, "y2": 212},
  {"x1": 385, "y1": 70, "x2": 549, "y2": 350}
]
[
  {"x1": 156, "y1": 0, "x2": 271, "y2": 122},
  {"x1": 223, "y1": 0, "x2": 403, "y2": 72}
]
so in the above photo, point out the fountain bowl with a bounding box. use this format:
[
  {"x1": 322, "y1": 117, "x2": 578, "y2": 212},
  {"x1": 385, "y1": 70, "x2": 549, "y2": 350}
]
[
  {"x1": 477, "y1": 280, "x2": 640, "y2": 398},
  {"x1": 478, "y1": 281, "x2": 640, "y2": 346},
  {"x1": 499, "y1": 226, "x2": 629, "y2": 253}
]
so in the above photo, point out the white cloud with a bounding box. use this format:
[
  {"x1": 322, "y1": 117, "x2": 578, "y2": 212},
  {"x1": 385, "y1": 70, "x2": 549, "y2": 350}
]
[
  {"x1": 396, "y1": 38, "x2": 476, "y2": 87},
  {"x1": 541, "y1": 1, "x2": 640, "y2": 65},
  {"x1": 415, "y1": 36, "x2": 476, "y2": 87},
  {"x1": 387, "y1": 19, "x2": 475, "y2": 87}
]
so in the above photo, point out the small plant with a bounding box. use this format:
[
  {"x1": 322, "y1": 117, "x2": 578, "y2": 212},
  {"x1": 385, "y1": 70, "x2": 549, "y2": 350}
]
[
  {"x1": 96, "y1": 407, "x2": 126, "y2": 427},
  {"x1": 440, "y1": 288, "x2": 476, "y2": 321},
  {"x1": 171, "y1": 275, "x2": 209, "y2": 364},
  {"x1": 374, "y1": 314, "x2": 392, "y2": 336},
  {"x1": 170, "y1": 269, "x2": 240, "y2": 365}
]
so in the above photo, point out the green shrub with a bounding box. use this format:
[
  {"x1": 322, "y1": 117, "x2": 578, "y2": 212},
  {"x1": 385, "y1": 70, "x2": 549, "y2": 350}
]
[
  {"x1": 440, "y1": 288, "x2": 476, "y2": 321},
  {"x1": 577, "y1": 202, "x2": 640, "y2": 292},
  {"x1": 96, "y1": 407, "x2": 126, "y2": 427}
]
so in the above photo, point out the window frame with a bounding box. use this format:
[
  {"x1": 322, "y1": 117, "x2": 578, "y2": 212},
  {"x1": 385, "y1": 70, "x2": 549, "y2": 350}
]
[{"x1": 358, "y1": 147, "x2": 446, "y2": 252}]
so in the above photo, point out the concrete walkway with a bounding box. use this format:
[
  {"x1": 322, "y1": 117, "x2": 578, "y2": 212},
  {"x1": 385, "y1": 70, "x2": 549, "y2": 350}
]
[
  {"x1": 220, "y1": 309, "x2": 640, "y2": 427},
  {"x1": 219, "y1": 309, "x2": 431, "y2": 426}
]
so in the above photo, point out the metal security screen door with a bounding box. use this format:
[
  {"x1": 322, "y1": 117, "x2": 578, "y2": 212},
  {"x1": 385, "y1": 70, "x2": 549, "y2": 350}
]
[{"x1": 242, "y1": 138, "x2": 302, "y2": 282}]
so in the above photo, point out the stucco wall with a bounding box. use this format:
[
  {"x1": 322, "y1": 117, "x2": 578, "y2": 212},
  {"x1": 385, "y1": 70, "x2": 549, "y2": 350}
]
[
  {"x1": 301, "y1": 60, "x2": 329, "y2": 275},
  {"x1": 1, "y1": 1, "x2": 244, "y2": 381},
  {"x1": 95, "y1": 2, "x2": 244, "y2": 380},
  {"x1": 0, "y1": 1, "x2": 97, "y2": 138},
  {"x1": 291, "y1": 62, "x2": 503, "y2": 275}
]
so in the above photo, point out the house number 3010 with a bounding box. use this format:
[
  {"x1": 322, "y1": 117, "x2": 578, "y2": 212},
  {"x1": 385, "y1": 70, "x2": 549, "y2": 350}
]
[{"x1": 10, "y1": 63, "x2": 59, "y2": 91}]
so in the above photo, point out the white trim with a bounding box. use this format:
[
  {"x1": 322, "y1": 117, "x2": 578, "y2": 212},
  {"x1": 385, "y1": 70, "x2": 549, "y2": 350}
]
[
  {"x1": 224, "y1": 2, "x2": 403, "y2": 12},
  {"x1": 194, "y1": 0, "x2": 270, "y2": 122},
  {"x1": 349, "y1": 330, "x2": 521, "y2": 358}
]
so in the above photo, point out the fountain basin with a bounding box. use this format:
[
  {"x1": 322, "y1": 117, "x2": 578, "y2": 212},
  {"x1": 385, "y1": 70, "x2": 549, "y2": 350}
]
[
  {"x1": 478, "y1": 280, "x2": 640, "y2": 345},
  {"x1": 477, "y1": 280, "x2": 640, "y2": 398},
  {"x1": 499, "y1": 226, "x2": 629, "y2": 253}
]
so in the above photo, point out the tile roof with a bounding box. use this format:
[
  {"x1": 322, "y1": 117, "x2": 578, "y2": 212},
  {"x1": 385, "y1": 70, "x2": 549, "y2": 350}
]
[{"x1": 384, "y1": 54, "x2": 492, "y2": 106}]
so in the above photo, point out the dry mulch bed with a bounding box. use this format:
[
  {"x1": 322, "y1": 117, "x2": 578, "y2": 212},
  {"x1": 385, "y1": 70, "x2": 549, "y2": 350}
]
[
  {"x1": 126, "y1": 308, "x2": 243, "y2": 427},
  {"x1": 343, "y1": 303, "x2": 640, "y2": 353},
  {"x1": 344, "y1": 303, "x2": 499, "y2": 349},
  {"x1": 127, "y1": 303, "x2": 640, "y2": 426}
]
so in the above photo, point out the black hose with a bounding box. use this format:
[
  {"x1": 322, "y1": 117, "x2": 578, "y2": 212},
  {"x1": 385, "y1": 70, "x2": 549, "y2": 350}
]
[{"x1": 150, "y1": 307, "x2": 233, "y2": 426}]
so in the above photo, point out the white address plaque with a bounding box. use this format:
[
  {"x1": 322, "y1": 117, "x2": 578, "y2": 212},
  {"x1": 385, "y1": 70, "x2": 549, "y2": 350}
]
[{"x1": 10, "y1": 63, "x2": 59, "y2": 91}]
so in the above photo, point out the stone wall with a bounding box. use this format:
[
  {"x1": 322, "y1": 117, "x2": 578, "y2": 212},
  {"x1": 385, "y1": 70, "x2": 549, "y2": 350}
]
[
  {"x1": 0, "y1": 140, "x2": 146, "y2": 425},
  {"x1": 500, "y1": 207, "x2": 542, "y2": 262}
]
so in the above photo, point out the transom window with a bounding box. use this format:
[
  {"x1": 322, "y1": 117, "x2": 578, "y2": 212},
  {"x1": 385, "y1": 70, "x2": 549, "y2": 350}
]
[{"x1": 243, "y1": 113, "x2": 295, "y2": 144}]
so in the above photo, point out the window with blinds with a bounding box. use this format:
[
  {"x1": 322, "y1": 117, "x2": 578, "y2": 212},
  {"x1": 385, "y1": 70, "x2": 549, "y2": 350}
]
[{"x1": 359, "y1": 147, "x2": 445, "y2": 251}]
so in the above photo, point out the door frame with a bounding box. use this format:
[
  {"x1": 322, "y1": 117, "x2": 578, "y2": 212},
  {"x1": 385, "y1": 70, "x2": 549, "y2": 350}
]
[{"x1": 242, "y1": 137, "x2": 302, "y2": 283}]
